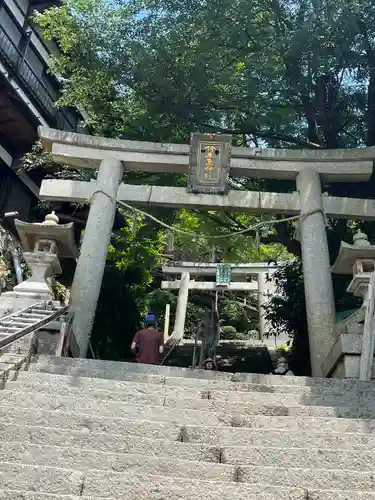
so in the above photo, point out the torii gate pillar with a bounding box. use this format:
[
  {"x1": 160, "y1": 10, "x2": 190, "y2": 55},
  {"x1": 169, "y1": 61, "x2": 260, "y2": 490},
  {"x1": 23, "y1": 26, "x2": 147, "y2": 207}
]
[
  {"x1": 70, "y1": 157, "x2": 123, "y2": 357},
  {"x1": 172, "y1": 271, "x2": 190, "y2": 338},
  {"x1": 297, "y1": 168, "x2": 336, "y2": 377}
]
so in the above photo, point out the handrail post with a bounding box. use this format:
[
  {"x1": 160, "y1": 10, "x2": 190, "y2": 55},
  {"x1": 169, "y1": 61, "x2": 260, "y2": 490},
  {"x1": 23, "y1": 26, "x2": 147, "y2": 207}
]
[
  {"x1": 360, "y1": 271, "x2": 375, "y2": 380},
  {"x1": 55, "y1": 315, "x2": 67, "y2": 358}
]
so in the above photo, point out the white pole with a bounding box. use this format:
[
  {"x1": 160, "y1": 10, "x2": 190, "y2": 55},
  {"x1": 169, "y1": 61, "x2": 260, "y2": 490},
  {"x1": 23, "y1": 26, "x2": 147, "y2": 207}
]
[
  {"x1": 164, "y1": 303, "x2": 170, "y2": 342},
  {"x1": 172, "y1": 272, "x2": 190, "y2": 338},
  {"x1": 258, "y1": 272, "x2": 266, "y2": 341}
]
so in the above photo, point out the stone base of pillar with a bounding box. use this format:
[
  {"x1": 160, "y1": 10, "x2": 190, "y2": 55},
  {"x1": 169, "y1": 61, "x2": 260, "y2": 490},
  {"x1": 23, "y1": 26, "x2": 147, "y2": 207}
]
[
  {"x1": 0, "y1": 292, "x2": 58, "y2": 318},
  {"x1": 321, "y1": 330, "x2": 375, "y2": 378},
  {"x1": 331, "y1": 353, "x2": 375, "y2": 379},
  {"x1": 13, "y1": 252, "x2": 60, "y2": 296}
]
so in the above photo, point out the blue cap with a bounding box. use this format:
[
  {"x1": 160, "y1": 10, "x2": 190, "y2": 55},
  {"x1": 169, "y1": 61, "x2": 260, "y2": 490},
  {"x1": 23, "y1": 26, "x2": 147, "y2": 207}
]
[{"x1": 145, "y1": 313, "x2": 156, "y2": 323}]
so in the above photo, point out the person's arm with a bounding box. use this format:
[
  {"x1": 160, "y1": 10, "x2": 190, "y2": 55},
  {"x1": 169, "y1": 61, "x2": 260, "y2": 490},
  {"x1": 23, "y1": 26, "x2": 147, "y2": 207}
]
[{"x1": 131, "y1": 332, "x2": 139, "y2": 352}]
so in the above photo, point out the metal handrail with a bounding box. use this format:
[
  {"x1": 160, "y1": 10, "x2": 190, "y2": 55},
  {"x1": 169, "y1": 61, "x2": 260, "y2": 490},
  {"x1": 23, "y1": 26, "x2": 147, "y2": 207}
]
[
  {"x1": 0, "y1": 25, "x2": 76, "y2": 130},
  {"x1": 159, "y1": 332, "x2": 182, "y2": 365},
  {"x1": 0, "y1": 303, "x2": 68, "y2": 349},
  {"x1": 88, "y1": 340, "x2": 96, "y2": 359}
]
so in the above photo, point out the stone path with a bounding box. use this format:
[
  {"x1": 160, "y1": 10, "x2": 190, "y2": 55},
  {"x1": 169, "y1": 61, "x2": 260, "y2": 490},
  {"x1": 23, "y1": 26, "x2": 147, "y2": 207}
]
[{"x1": 2, "y1": 355, "x2": 375, "y2": 498}]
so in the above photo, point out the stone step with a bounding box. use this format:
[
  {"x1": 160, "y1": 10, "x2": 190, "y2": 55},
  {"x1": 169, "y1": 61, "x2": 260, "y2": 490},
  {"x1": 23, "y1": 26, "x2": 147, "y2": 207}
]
[
  {"x1": 0, "y1": 405, "x2": 183, "y2": 439},
  {"x1": 6, "y1": 386, "x2": 375, "y2": 420},
  {"x1": 172, "y1": 392, "x2": 366, "y2": 409},
  {"x1": 30, "y1": 355, "x2": 375, "y2": 389},
  {"x1": 30, "y1": 355, "x2": 183, "y2": 377},
  {"x1": 9, "y1": 378, "x2": 368, "y2": 408},
  {"x1": 0, "y1": 463, "x2": 83, "y2": 496},
  {"x1": 3, "y1": 404, "x2": 375, "y2": 442},
  {"x1": 20, "y1": 369, "x2": 375, "y2": 397},
  {"x1": 10, "y1": 430, "x2": 368, "y2": 476},
  {"x1": 2, "y1": 386, "x2": 373, "y2": 421},
  {"x1": 2, "y1": 410, "x2": 375, "y2": 454},
  {"x1": 6, "y1": 386, "x2": 168, "y2": 407},
  {"x1": 6, "y1": 391, "x2": 375, "y2": 433},
  {"x1": 237, "y1": 464, "x2": 375, "y2": 491},
  {"x1": 1, "y1": 486, "x2": 375, "y2": 500},
  {"x1": 0, "y1": 442, "x2": 233, "y2": 482},
  {"x1": 0, "y1": 423, "x2": 217, "y2": 462},
  {"x1": 24, "y1": 367, "x2": 169, "y2": 385},
  {"x1": 183, "y1": 424, "x2": 375, "y2": 450},
  {"x1": 0, "y1": 390, "x2": 232, "y2": 426},
  {"x1": 0, "y1": 493, "x2": 83, "y2": 500},
  {"x1": 8, "y1": 378, "x2": 203, "y2": 401},
  {"x1": 70, "y1": 470, "x2": 375, "y2": 499},
  {"x1": 2, "y1": 463, "x2": 375, "y2": 500},
  {"x1": 3, "y1": 441, "x2": 375, "y2": 491},
  {"x1": 223, "y1": 444, "x2": 375, "y2": 471},
  {"x1": 164, "y1": 395, "x2": 375, "y2": 418}
]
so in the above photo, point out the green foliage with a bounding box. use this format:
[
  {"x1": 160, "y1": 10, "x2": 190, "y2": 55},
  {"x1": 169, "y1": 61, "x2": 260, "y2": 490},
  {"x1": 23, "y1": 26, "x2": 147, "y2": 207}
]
[
  {"x1": 219, "y1": 298, "x2": 251, "y2": 333},
  {"x1": 20, "y1": 141, "x2": 94, "y2": 181},
  {"x1": 148, "y1": 289, "x2": 177, "y2": 329},
  {"x1": 108, "y1": 212, "x2": 166, "y2": 298},
  {"x1": 276, "y1": 345, "x2": 290, "y2": 352},
  {"x1": 184, "y1": 302, "x2": 207, "y2": 339},
  {"x1": 51, "y1": 278, "x2": 68, "y2": 304},
  {"x1": 221, "y1": 325, "x2": 250, "y2": 341},
  {"x1": 221, "y1": 325, "x2": 237, "y2": 336}
]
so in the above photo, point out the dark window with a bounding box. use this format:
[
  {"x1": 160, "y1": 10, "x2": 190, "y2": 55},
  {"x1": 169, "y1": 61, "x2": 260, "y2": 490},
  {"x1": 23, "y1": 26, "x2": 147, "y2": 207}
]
[{"x1": 0, "y1": 7, "x2": 22, "y2": 46}]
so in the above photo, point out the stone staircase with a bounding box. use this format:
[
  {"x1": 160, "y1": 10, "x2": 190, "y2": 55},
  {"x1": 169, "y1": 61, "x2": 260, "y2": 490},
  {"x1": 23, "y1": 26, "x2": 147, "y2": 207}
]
[{"x1": 3, "y1": 357, "x2": 375, "y2": 498}]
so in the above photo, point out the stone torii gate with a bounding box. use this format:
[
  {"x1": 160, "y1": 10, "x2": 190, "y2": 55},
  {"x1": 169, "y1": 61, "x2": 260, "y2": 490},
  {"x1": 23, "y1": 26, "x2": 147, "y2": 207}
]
[
  {"x1": 162, "y1": 262, "x2": 278, "y2": 340},
  {"x1": 38, "y1": 127, "x2": 375, "y2": 377}
]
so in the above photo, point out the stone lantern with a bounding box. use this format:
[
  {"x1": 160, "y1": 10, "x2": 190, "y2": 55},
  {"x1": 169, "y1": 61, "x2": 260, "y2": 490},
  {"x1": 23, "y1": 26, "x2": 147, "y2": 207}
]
[
  {"x1": 0, "y1": 212, "x2": 78, "y2": 355},
  {"x1": 12, "y1": 211, "x2": 77, "y2": 298},
  {"x1": 331, "y1": 229, "x2": 375, "y2": 304},
  {"x1": 324, "y1": 229, "x2": 375, "y2": 379}
]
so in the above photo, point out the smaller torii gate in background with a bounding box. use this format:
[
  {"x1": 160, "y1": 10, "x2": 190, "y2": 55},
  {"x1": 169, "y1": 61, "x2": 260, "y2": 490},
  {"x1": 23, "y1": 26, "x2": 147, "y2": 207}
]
[
  {"x1": 161, "y1": 261, "x2": 278, "y2": 341},
  {"x1": 38, "y1": 127, "x2": 375, "y2": 377}
]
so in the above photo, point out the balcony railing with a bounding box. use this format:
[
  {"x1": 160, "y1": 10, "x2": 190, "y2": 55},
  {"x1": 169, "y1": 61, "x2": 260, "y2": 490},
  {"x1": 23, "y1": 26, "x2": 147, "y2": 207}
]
[{"x1": 0, "y1": 25, "x2": 76, "y2": 131}]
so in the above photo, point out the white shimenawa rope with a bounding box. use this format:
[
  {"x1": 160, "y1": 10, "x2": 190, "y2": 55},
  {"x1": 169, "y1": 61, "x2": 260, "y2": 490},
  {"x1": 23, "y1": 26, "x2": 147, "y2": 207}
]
[{"x1": 88, "y1": 189, "x2": 324, "y2": 240}]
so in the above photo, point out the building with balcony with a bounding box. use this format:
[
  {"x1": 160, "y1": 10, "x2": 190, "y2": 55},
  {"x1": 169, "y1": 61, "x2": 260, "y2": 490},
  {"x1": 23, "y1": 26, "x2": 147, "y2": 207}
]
[{"x1": 0, "y1": 0, "x2": 81, "y2": 221}]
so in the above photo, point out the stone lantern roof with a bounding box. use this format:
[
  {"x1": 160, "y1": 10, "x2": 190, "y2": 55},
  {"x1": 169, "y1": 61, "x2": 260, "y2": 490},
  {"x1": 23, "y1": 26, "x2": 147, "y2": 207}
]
[
  {"x1": 331, "y1": 230, "x2": 375, "y2": 275},
  {"x1": 14, "y1": 212, "x2": 78, "y2": 259}
]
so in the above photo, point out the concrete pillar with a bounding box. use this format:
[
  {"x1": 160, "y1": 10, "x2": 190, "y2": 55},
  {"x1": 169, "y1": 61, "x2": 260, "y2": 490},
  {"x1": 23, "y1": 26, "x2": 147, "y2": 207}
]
[
  {"x1": 70, "y1": 157, "x2": 123, "y2": 357},
  {"x1": 296, "y1": 168, "x2": 336, "y2": 377},
  {"x1": 173, "y1": 271, "x2": 190, "y2": 338},
  {"x1": 258, "y1": 272, "x2": 266, "y2": 341},
  {"x1": 164, "y1": 303, "x2": 170, "y2": 342}
]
